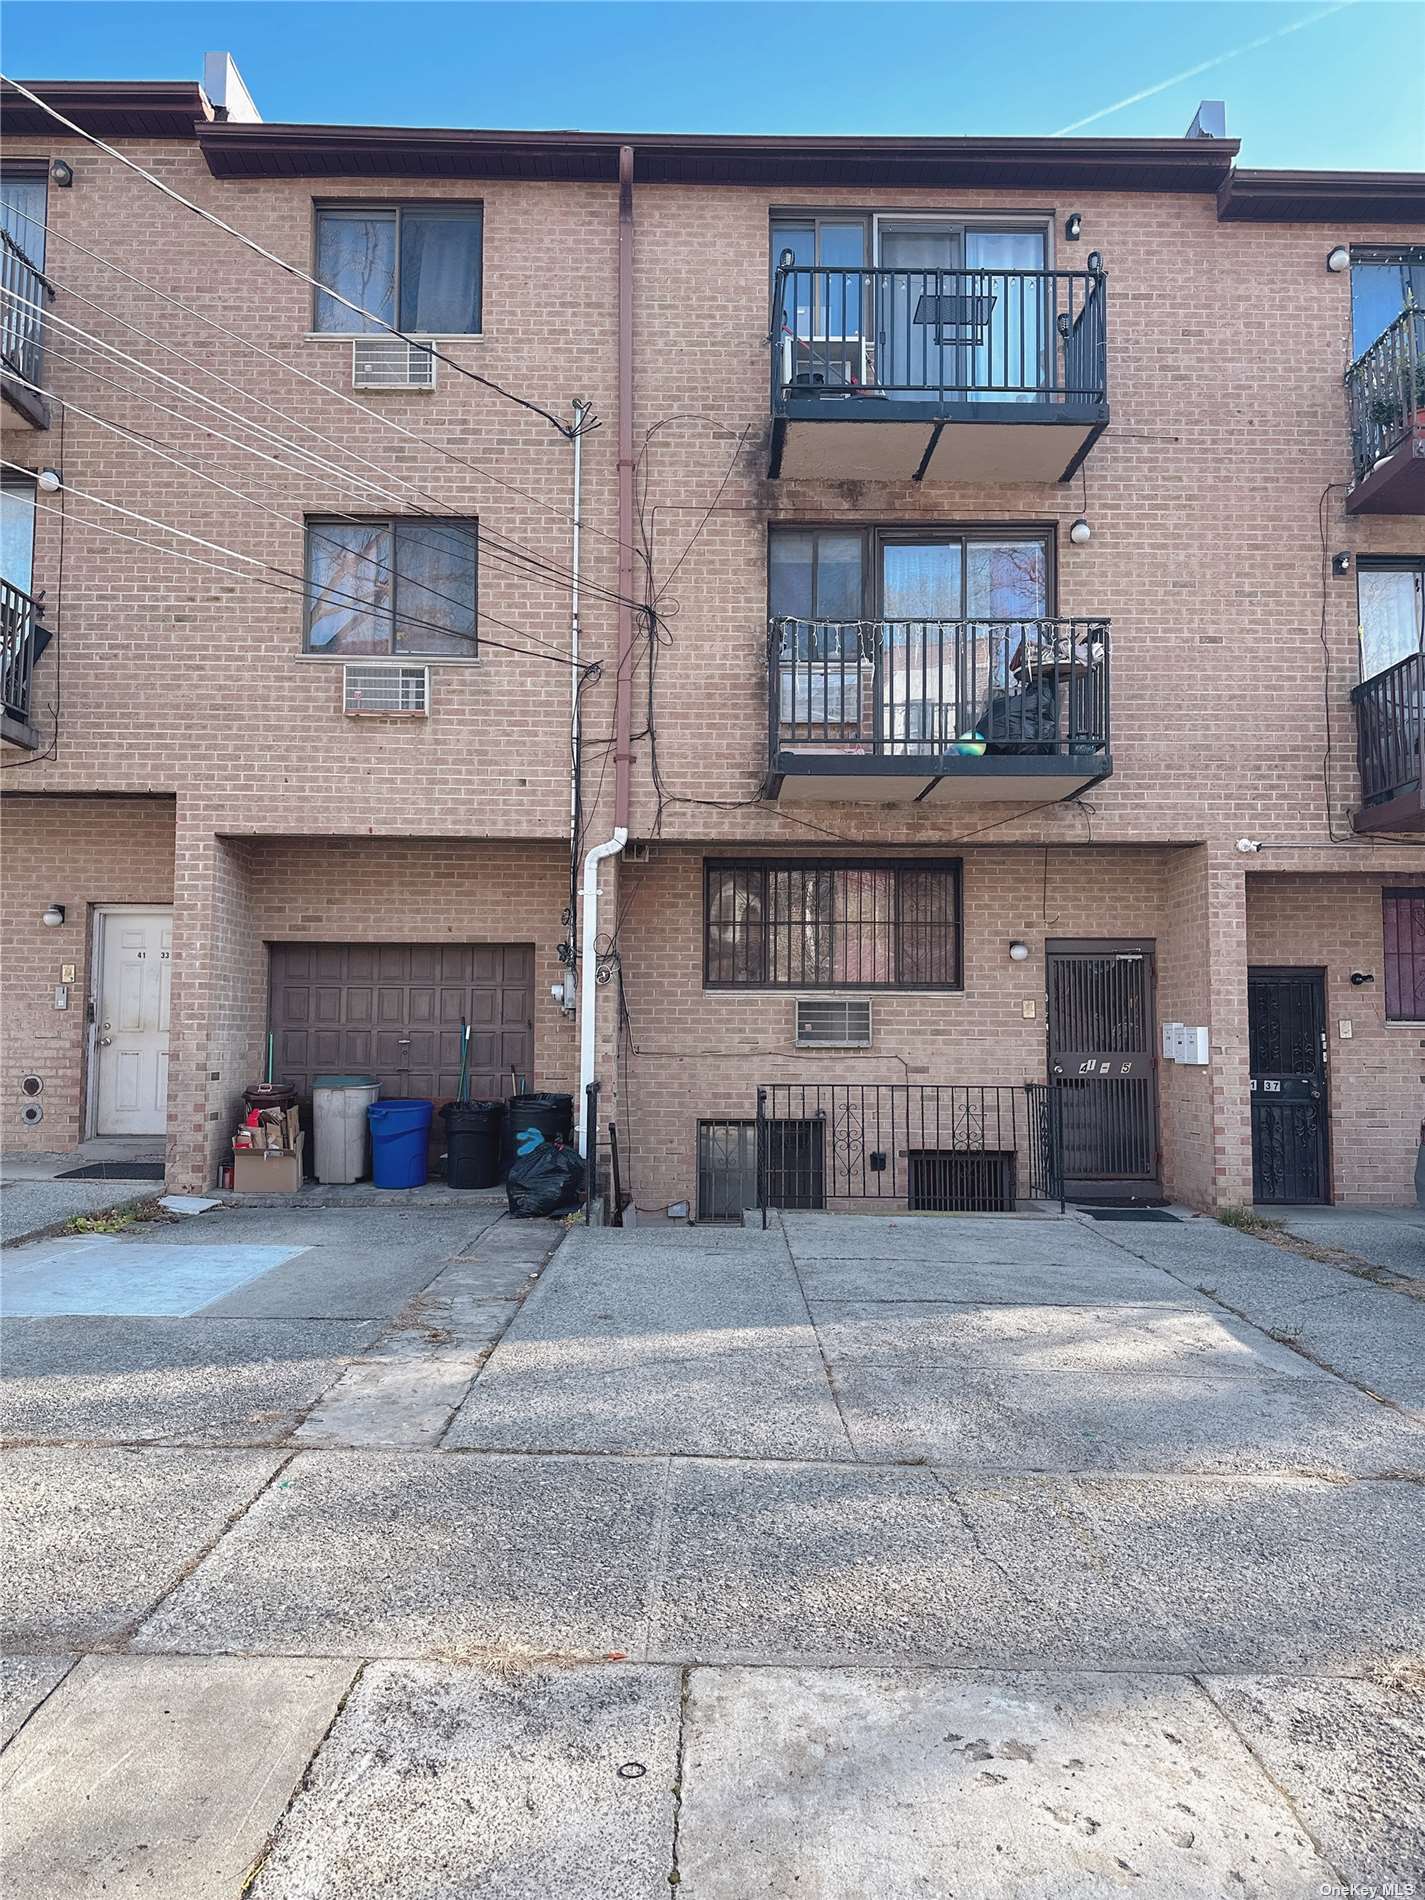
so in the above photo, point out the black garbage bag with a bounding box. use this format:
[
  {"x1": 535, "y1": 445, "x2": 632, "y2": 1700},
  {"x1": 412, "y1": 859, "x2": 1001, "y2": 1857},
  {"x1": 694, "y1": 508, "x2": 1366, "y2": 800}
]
[{"x1": 506, "y1": 1140, "x2": 585, "y2": 1219}]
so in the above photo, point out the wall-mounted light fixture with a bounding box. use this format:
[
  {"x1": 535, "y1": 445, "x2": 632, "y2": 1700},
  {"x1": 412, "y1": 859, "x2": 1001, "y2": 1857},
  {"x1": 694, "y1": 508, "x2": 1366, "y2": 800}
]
[
  {"x1": 41, "y1": 904, "x2": 65, "y2": 928},
  {"x1": 49, "y1": 159, "x2": 73, "y2": 188},
  {"x1": 1332, "y1": 551, "x2": 1352, "y2": 577},
  {"x1": 1064, "y1": 213, "x2": 1082, "y2": 242},
  {"x1": 1008, "y1": 940, "x2": 1030, "y2": 963},
  {"x1": 36, "y1": 468, "x2": 62, "y2": 493},
  {"x1": 1350, "y1": 970, "x2": 1376, "y2": 987},
  {"x1": 1086, "y1": 249, "x2": 1103, "y2": 275},
  {"x1": 1326, "y1": 245, "x2": 1350, "y2": 274},
  {"x1": 1069, "y1": 517, "x2": 1092, "y2": 546}
]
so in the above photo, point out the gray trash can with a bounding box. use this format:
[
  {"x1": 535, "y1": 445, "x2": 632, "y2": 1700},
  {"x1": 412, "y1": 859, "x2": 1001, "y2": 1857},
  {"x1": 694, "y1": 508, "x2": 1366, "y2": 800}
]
[{"x1": 313, "y1": 1074, "x2": 380, "y2": 1185}]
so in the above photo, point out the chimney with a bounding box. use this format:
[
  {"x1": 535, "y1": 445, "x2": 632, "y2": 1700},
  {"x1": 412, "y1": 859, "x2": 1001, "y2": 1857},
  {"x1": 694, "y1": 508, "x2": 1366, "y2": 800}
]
[
  {"x1": 1185, "y1": 100, "x2": 1226, "y2": 140},
  {"x1": 202, "y1": 52, "x2": 262, "y2": 123}
]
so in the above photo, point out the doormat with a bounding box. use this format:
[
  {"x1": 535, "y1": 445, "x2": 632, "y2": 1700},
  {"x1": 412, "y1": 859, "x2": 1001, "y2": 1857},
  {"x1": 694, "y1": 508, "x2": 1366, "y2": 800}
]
[
  {"x1": 56, "y1": 1161, "x2": 166, "y2": 1182},
  {"x1": 1078, "y1": 1206, "x2": 1180, "y2": 1223}
]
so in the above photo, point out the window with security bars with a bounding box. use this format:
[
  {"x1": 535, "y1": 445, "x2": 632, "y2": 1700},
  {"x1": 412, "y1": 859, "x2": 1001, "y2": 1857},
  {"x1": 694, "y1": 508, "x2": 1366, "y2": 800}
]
[
  {"x1": 1383, "y1": 888, "x2": 1425, "y2": 1022},
  {"x1": 704, "y1": 859, "x2": 961, "y2": 990}
]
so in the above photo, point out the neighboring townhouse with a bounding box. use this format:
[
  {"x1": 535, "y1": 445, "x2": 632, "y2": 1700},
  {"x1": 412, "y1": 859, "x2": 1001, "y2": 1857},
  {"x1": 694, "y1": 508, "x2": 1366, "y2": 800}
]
[{"x1": 1, "y1": 62, "x2": 1422, "y2": 1214}]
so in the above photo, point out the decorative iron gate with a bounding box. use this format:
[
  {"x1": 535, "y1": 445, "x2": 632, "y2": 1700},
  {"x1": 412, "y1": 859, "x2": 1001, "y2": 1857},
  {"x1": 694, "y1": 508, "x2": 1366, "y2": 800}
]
[
  {"x1": 1046, "y1": 941, "x2": 1161, "y2": 1199},
  {"x1": 755, "y1": 1083, "x2": 1062, "y2": 1223},
  {"x1": 1248, "y1": 967, "x2": 1330, "y2": 1204}
]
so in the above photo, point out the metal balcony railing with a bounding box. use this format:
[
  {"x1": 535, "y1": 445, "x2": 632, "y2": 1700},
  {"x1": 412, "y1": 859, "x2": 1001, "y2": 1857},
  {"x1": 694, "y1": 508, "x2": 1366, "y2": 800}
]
[
  {"x1": 1346, "y1": 304, "x2": 1425, "y2": 481},
  {"x1": 0, "y1": 227, "x2": 53, "y2": 391},
  {"x1": 770, "y1": 263, "x2": 1107, "y2": 408},
  {"x1": 1, "y1": 577, "x2": 46, "y2": 729},
  {"x1": 769, "y1": 616, "x2": 1110, "y2": 762},
  {"x1": 1353, "y1": 650, "x2": 1423, "y2": 808}
]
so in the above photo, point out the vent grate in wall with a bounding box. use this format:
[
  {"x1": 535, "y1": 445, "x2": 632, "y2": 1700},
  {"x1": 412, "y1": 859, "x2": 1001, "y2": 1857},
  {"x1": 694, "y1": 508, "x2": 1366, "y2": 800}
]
[
  {"x1": 794, "y1": 997, "x2": 872, "y2": 1048},
  {"x1": 352, "y1": 337, "x2": 436, "y2": 390},
  {"x1": 342, "y1": 664, "x2": 430, "y2": 717}
]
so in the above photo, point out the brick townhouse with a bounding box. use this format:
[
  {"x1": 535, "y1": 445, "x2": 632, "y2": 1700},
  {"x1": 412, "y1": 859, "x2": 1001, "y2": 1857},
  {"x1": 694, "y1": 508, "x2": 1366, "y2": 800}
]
[{"x1": 1, "y1": 61, "x2": 1422, "y2": 1215}]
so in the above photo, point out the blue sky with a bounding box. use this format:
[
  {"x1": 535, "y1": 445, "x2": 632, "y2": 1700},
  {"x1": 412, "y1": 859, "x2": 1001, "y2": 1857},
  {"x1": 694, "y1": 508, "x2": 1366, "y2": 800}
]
[{"x1": 5, "y1": 2, "x2": 1423, "y2": 170}]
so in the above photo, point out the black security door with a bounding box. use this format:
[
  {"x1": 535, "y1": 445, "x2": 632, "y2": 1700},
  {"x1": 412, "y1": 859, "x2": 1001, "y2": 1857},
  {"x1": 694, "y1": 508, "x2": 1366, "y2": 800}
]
[
  {"x1": 1046, "y1": 941, "x2": 1162, "y2": 1199},
  {"x1": 1248, "y1": 968, "x2": 1330, "y2": 1204}
]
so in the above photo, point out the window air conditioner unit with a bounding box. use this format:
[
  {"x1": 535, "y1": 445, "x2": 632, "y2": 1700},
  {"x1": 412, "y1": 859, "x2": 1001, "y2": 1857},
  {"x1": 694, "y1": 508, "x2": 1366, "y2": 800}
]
[
  {"x1": 794, "y1": 997, "x2": 872, "y2": 1048},
  {"x1": 342, "y1": 664, "x2": 430, "y2": 717},
  {"x1": 352, "y1": 337, "x2": 436, "y2": 390}
]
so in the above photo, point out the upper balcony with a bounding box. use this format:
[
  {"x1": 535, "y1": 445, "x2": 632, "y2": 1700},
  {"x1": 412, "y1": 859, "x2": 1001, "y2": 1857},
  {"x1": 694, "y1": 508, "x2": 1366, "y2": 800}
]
[
  {"x1": 0, "y1": 228, "x2": 54, "y2": 430},
  {"x1": 768, "y1": 262, "x2": 1108, "y2": 484},
  {"x1": 765, "y1": 614, "x2": 1111, "y2": 803},
  {"x1": 1353, "y1": 650, "x2": 1423, "y2": 833},
  {"x1": 1345, "y1": 304, "x2": 1424, "y2": 514},
  {"x1": 1, "y1": 576, "x2": 51, "y2": 749}
]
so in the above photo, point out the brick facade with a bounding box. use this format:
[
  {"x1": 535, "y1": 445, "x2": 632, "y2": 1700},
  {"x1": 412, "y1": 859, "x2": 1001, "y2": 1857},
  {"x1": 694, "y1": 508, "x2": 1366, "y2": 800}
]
[{"x1": 1, "y1": 100, "x2": 1421, "y2": 1203}]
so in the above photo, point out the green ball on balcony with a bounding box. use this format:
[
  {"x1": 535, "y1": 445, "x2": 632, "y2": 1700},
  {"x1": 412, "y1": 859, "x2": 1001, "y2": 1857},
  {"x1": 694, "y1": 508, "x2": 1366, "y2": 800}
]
[{"x1": 950, "y1": 732, "x2": 987, "y2": 757}]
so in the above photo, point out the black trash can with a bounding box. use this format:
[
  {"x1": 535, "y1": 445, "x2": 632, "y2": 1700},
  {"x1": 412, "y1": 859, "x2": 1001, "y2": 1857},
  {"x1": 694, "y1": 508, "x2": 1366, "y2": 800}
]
[
  {"x1": 442, "y1": 1099, "x2": 505, "y2": 1190},
  {"x1": 501, "y1": 1091, "x2": 575, "y2": 1172}
]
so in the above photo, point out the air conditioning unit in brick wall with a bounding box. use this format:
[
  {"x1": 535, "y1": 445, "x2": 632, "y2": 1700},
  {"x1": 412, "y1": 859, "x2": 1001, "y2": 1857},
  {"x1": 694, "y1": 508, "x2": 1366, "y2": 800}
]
[
  {"x1": 342, "y1": 664, "x2": 430, "y2": 718},
  {"x1": 352, "y1": 338, "x2": 436, "y2": 390},
  {"x1": 794, "y1": 997, "x2": 873, "y2": 1048}
]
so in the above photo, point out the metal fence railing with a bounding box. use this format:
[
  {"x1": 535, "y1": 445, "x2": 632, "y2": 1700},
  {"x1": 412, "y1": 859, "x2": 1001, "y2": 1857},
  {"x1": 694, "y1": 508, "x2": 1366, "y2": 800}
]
[
  {"x1": 1353, "y1": 649, "x2": 1423, "y2": 808},
  {"x1": 1, "y1": 577, "x2": 46, "y2": 728},
  {"x1": 770, "y1": 616, "x2": 1110, "y2": 764},
  {"x1": 770, "y1": 263, "x2": 1107, "y2": 408},
  {"x1": 1346, "y1": 304, "x2": 1425, "y2": 481},
  {"x1": 754, "y1": 1082, "x2": 1065, "y2": 1222},
  {"x1": 0, "y1": 226, "x2": 53, "y2": 390}
]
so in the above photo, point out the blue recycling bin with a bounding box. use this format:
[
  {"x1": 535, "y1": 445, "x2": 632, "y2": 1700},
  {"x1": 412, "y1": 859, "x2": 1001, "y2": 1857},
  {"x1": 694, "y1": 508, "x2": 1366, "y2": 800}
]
[{"x1": 367, "y1": 1098, "x2": 434, "y2": 1189}]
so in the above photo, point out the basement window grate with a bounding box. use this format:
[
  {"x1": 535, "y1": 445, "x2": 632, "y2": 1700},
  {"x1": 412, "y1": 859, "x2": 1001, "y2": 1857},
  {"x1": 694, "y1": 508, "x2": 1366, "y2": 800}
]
[{"x1": 908, "y1": 1148, "x2": 1017, "y2": 1214}]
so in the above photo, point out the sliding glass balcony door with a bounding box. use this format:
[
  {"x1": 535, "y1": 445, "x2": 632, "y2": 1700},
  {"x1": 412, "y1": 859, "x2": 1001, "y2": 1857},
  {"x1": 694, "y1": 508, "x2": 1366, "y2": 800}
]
[{"x1": 876, "y1": 223, "x2": 1046, "y2": 401}]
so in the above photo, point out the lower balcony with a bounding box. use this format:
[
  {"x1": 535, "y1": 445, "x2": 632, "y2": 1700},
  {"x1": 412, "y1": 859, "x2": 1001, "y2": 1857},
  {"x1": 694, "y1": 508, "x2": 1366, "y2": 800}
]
[
  {"x1": 2, "y1": 578, "x2": 51, "y2": 750},
  {"x1": 766, "y1": 616, "x2": 1111, "y2": 803},
  {"x1": 1353, "y1": 651, "x2": 1424, "y2": 833},
  {"x1": 1345, "y1": 305, "x2": 1425, "y2": 515}
]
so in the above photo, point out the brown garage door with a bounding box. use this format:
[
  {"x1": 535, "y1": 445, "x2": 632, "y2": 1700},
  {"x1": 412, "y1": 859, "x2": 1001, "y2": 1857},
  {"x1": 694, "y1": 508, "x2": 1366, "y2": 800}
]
[{"x1": 268, "y1": 944, "x2": 535, "y2": 1118}]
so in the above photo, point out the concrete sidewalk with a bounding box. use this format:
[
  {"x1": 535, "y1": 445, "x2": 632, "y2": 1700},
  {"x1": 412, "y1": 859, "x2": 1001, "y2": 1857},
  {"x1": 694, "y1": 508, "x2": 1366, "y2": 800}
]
[{"x1": 1, "y1": 1204, "x2": 1421, "y2": 1896}]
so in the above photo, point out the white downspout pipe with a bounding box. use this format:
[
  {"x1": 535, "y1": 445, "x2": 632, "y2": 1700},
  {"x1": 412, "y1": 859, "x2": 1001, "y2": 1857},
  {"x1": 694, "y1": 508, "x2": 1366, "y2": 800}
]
[
  {"x1": 578, "y1": 828, "x2": 626, "y2": 1156},
  {"x1": 568, "y1": 398, "x2": 587, "y2": 879}
]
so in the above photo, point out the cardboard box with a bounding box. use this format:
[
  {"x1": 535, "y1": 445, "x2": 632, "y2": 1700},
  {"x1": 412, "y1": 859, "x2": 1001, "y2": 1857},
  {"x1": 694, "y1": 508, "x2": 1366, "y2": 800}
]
[{"x1": 232, "y1": 1132, "x2": 304, "y2": 1193}]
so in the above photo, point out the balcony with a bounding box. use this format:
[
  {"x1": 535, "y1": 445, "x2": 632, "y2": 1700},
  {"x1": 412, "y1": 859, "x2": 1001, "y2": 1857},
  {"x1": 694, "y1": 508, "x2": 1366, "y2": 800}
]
[
  {"x1": 1353, "y1": 651, "x2": 1423, "y2": 833},
  {"x1": 768, "y1": 264, "x2": 1108, "y2": 484},
  {"x1": 1345, "y1": 305, "x2": 1425, "y2": 514},
  {"x1": 0, "y1": 227, "x2": 54, "y2": 430},
  {"x1": 765, "y1": 615, "x2": 1111, "y2": 803},
  {"x1": 1, "y1": 578, "x2": 51, "y2": 749}
]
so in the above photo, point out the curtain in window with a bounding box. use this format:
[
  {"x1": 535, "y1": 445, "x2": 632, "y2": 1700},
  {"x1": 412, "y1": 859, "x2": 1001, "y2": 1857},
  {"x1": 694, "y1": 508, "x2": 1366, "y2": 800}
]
[
  {"x1": 399, "y1": 210, "x2": 481, "y2": 334},
  {"x1": 964, "y1": 230, "x2": 1046, "y2": 402},
  {"x1": 0, "y1": 174, "x2": 46, "y2": 267},
  {"x1": 306, "y1": 523, "x2": 392, "y2": 652},
  {"x1": 1359, "y1": 567, "x2": 1424, "y2": 680},
  {"x1": 315, "y1": 213, "x2": 396, "y2": 332},
  {"x1": 393, "y1": 521, "x2": 477, "y2": 654},
  {"x1": 1, "y1": 480, "x2": 36, "y2": 595}
]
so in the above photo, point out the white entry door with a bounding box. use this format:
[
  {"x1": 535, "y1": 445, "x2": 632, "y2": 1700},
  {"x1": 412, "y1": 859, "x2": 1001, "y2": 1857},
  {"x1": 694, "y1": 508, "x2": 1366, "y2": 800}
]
[{"x1": 94, "y1": 909, "x2": 172, "y2": 1136}]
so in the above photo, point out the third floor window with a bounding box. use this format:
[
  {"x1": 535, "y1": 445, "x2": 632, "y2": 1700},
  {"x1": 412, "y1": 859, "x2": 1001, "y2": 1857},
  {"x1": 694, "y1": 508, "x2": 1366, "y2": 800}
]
[
  {"x1": 1350, "y1": 246, "x2": 1425, "y2": 359},
  {"x1": 313, "y1": 203, "x2": 483, "y2": 336},
  {"x1": 304, "y1": 518, "x2": 477, "y2": 656}
]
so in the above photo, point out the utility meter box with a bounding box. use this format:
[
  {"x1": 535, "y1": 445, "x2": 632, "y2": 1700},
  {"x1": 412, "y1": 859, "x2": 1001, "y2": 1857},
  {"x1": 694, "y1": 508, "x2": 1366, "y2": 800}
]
[
  {"x1": 1162, "y1": 1022, "x2": 1183, "y2": 1061},
  {"x1": 1180, "y1": 1027, "x2": 1210, "y2": 1065}
]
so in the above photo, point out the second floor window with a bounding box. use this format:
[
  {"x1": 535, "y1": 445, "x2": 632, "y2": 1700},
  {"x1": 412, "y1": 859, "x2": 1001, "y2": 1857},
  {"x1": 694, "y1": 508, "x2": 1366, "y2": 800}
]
[
  {"x1": 1, "y1": 475, "x2": 35, "y2": 597},
  {"x1": 305, "y1": 518, "x2": 477, "y2": 656},
  {"x1": 1358, "y1": 559, "x2": 1424, "y2": 682},
  {"x1": 314, "y1": 204, "x2": 482, "y2": 335},
  {"x1": 705, "y1": 858, "x2": 962, "y2": 990}
]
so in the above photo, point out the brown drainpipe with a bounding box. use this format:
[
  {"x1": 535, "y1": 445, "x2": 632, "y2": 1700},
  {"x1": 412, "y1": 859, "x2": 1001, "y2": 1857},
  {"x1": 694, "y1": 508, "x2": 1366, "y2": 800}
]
[{"x1": 613, "y1": 141, "x2": 635, "y2": 829}]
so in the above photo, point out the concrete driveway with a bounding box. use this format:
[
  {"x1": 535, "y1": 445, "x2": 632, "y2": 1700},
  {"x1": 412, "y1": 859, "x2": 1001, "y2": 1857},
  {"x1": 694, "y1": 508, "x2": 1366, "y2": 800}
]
[{"x1": 1, "y1": 1200, "x2": 1422, "y2": 1896}]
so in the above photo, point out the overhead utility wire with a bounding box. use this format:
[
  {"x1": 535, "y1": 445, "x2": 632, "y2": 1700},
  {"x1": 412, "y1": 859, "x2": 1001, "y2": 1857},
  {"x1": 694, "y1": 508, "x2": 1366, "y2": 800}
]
[
  {"x1": 2, "y1": 288, "x2": 637, "y2": 614},
  {"x1": 7, "y1": 374, "x2": 578, "y2": 661},
  {"x1": 0, "y1": 239, "x2": 639, "y2": 593},
  {"x1": 1, "y1": 74, "x2": 592, "y2": 440},
  {"x1": 6, "y1": 466, "x2": 598, "y2": 670},
  {"x1": 3, "y1": 205, "x2": 639, "y2": 564}
]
